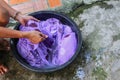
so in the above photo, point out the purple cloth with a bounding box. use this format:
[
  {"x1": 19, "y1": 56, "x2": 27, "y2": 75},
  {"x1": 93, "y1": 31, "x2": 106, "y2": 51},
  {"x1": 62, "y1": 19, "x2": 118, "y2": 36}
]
[{"x1": 17, "y1": 18, "x2": 77, "y2": 68}]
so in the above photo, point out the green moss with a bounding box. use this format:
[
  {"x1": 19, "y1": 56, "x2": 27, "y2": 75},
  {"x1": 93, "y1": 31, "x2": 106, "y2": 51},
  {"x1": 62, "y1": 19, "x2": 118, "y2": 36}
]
[
  {"x1": 78, "y1": 21, "x2": 84, "y2": 28},
  {"x1": 91, "y1": 55, "x2": 97, "y2": 61},
  {"x1": 68, "y1": 3, "x2": 91, "y2": 18},
  {"x1": 66, "y1": 1, "x2": 113, "y2": 29},
  {"x1": 68, "y1": 1, "x2": 113, "y2": 18},
  {"x1": 92, "y1": 67, "x2": 107, "y2": 80},
  {"x1": 113, "y1": 33, "x2": 120, "y2": 41}
]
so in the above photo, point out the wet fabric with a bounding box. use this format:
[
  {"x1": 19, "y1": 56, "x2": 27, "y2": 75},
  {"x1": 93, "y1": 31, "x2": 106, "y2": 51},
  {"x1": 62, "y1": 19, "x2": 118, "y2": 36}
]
[{"x1": 17, "y1": 18, "x2": 77, "y2": 68}]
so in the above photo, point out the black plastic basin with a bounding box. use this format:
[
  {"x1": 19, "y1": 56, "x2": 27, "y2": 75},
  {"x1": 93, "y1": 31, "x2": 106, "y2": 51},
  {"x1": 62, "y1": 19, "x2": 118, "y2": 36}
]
[{"x1": 10, "y1": 11, "x2": 82, "y2": 72}]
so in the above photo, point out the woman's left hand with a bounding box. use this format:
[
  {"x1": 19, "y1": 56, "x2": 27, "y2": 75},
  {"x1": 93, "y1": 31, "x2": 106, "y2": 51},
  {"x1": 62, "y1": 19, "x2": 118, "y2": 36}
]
[{"x1": 15, "y1": 13, "x2": 39, "y2": 26}]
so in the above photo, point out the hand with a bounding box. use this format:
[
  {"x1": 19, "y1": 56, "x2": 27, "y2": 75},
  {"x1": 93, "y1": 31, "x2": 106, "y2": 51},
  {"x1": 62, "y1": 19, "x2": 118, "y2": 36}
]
[
  {"x1": 22, "y1": 31, "x2": 48, "y2": 44},
  {"x1": 15, "y1": 13, "x2": 39, "y2": 26}
]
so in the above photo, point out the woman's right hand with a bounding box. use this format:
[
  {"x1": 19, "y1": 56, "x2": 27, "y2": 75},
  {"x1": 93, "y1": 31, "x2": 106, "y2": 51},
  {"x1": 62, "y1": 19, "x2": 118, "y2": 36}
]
[{"x1": 22, "y1": 31, "x2": 48, "y2": 44}]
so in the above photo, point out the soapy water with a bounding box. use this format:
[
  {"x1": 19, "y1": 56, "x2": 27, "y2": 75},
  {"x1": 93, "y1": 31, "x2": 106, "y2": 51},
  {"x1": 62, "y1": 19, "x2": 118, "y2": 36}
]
[{"x1": 17, "y1": 18, "x2": 77, "y2": 68}]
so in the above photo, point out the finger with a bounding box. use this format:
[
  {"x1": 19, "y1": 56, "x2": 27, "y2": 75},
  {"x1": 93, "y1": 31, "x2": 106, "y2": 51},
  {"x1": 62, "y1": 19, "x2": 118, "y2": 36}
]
[
  {"x1": 39, "y1": 35, "x2": 45, "y2": 41},
  {"x1": 0, "y1": 69, "x2": 2, "y2": 75},
  {"x1": 3, "y1": 67, "x2": 8, "y2": 73},
  {"x1": 24, "y1": 20, "x2": 29, "y2": 26},
  {"x1": 39, "y1": 33, "x2": 45, "y2": 38},
  {"x1": 39, "y1": 37, "x2": 45, "y2": 42},
  {"x1": 0, "y1": 70, "x2": 4, "y2": 75},
  {"x1": 1, "y1": 65, "x2": 8, "y2": 73},
  {"x1": 20, "y1": 20, "x2": 26, "y2": 26},
  {"x1": 45, "y1": 35, "x2": 48, "y2": 38},
  {"x1": 30, "y1": 16, "x2": 40, "y2": 22},
  {"x1": 42, "y1": 34, "x2": 48, "y2": 38},
  {"x1": 36, "y1": 37, "x2": 45, "y2": 43},
  {"x1": 33, "y1": 38, "x2": 43, "y2": 44},
  {"x1": 40, "y1": 34, "x2": 46, "y2": 40},
  {"x1": 31, "y1": 39, "x2": 40, "y2": 44},
  {"x1": 39, "y1": 32, "x2": 48, "y2": 38}
]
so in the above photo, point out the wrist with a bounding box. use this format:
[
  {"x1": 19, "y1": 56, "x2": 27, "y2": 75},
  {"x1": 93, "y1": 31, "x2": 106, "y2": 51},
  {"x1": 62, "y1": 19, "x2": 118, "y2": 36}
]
[
  {"x1": 20, "y1": 31, "x2": 26, "y2": 38},
  {"x1": 21, "y1": 31, "x2": 29, "y2": 38}
]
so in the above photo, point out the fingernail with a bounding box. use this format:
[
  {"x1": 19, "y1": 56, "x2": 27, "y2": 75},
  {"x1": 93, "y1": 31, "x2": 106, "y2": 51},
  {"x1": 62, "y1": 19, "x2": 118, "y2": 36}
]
[
  {"x1": 38, "y1": 20, "x2": 40, "y2": 22},
  {"x1": 4, "y1": 69, "x2": 7, "y2": 72},
  {"x1": 45, "y1": 35, "x2": 48, "y2": 38}
]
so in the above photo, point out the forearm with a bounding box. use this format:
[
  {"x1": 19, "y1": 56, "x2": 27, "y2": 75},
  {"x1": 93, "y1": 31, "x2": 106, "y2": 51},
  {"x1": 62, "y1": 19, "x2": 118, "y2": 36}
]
[
  {"x1": 0, "y1": 0, "x2": 18, "y2": 18},
  {"x1": 0, "y1": 27, "x2": 23, "y2": 38}
]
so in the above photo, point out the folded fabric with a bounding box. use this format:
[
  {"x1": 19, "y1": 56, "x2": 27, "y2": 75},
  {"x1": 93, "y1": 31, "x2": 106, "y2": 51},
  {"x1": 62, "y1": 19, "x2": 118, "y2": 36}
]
[{"x1": 17, "y1": 18, "x2": 77, "y2": 68}]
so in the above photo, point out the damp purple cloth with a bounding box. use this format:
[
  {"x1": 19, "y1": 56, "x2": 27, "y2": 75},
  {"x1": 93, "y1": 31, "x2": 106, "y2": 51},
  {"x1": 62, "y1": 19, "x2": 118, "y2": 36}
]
[{"x1": 17, "y1": 18, "x2": 77, "y2": 68}]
